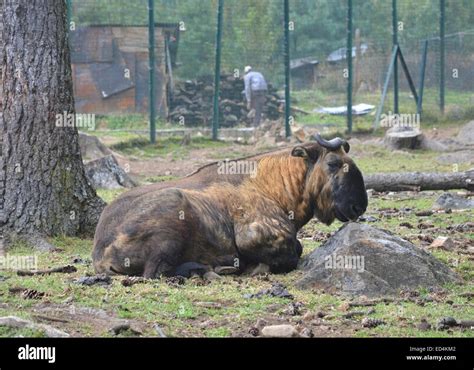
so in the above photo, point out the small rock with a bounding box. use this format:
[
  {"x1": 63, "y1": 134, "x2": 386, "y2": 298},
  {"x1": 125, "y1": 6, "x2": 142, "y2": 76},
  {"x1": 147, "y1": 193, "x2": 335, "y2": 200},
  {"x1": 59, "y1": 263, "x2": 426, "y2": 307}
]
[
  {"x1": 298, "y1": 327, "x2": 314, "y2": 338},
  {"x1": 74, "y1": 274, "x2": 112, "y2": 286},
  {"x1": 195, "y1": 302, "x2": 222, "y2": 309},
  {"x1": 71, "y1": 256, "x2": 89, "y2": 264},
  {"x1": 417, "y1": 318, "x2": 432, "y2": 331},
  {"x1": 359, "y1": 215, "x2": 378, "y2": 222},
  {"x1": 255, "y1": 318, "x2": 267, "y2": 329},
  {"x1": 428, "y1": 236, "x2": 455, "y2": 251},
  {"x1": 214, "y1": 266, "x2": 239, "y2": 275},
  {"x1": 62, "y1": 296, "x2": 74, "y2": 304},
  {"x1": 203, "y1": 271, "x2": 222, "y2": 282},
  {"x1": 153, "y1": 324, "x2": 167, "y2": 338},
  {"x1": 302, "y1": 312, "x2": 315, "y2": 322},
  {"x1": 399, "y1": 222, "x2": 414, "y2": 229},
  {"x1": 121, "y1": 276, "x2": 147, "y2": 287},
  {"x1": 110, "y1": 323, "x2": 130, "y2": 335},
  {"x1": 437, "y1": 317, "x2": 457, "y2": 330},
  {"x1": 245, "y1": 283, "x2": 293, "y2": 300},
  {"x1": 361, "y1": 317, "x2": 385, "y2": 328},
  {"x1": 418, "y1": 221, "x2": 435, "y2": 229},
  {"x1": 338, "y1": 302, "x2": 351, "y2": 312},
  {"x1": 261, "y1": 324, "x2": 299, "y2": 338},
  {"x1": 165, "y1": 276, "x2": 186, "y2": 287},
  {"x1": 249, "y1": 263, "x2": 270, "y2": 276},
  {"x1": 248, "y1": 327, "x2": 259, "y2": 337},
  {"x1": 415, "y1": 210, "x2": 433, "y2": 217},
  {"x1": 434, "y1": 193, "x2": 474, "y2": 210},
  {"x1": 284, "y1": 302, "x2": 304, "y2": 316}
]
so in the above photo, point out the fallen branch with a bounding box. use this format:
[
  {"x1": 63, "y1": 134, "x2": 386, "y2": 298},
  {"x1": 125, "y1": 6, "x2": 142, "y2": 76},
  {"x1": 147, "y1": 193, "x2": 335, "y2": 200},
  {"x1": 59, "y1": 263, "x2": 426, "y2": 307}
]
[
  {"x1": 17, "y1": 265, "x2": 77, "y2": 276},
  {"x1": 365, "y1": 170, "x2": 474, "y2": 192}
]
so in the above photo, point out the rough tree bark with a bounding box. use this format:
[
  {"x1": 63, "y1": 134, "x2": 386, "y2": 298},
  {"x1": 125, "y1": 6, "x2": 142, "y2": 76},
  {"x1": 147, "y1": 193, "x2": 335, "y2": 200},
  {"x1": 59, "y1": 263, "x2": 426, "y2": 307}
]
[
  {"x1": 365, "y1": 170, "x2": 474, "y2": 192},
  {"x1": 0, "y1": 0, "x2": 105, "y2": 245}
]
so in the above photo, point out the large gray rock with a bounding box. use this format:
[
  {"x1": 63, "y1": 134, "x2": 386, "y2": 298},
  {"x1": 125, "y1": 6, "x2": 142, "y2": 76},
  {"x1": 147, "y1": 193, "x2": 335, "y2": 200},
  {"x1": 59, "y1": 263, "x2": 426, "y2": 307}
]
[
  {"x1": 297, "y1": 223, "x2": 461, "y2": 296},
  {"x1": 79, "y1": 132, "x2": 113, "y2": 161},
  {"x1": 85, "y1": 155, "x2": 137, "y2": 189},
  {"x1": 456, "y1": 121, "x2": 474, "y2": 146}
]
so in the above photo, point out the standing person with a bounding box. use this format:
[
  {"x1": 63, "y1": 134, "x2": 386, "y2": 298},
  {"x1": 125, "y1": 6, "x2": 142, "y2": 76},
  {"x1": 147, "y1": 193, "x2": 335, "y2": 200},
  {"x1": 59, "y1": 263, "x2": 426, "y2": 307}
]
[{"x1": 243, "y1": 66, "x2": 268, "y2": 126}]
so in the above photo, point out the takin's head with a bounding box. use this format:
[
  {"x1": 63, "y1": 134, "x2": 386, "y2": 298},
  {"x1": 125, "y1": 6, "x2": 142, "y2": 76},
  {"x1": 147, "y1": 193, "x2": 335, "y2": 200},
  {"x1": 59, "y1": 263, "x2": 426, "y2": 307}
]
[{"x1": 292, "y1": 134, "x2": 368, "y2": 225}]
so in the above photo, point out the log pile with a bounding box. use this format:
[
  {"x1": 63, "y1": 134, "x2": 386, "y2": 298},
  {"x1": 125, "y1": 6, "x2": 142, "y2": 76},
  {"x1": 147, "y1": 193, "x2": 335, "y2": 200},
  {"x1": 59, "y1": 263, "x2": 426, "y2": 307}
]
[{"x1": 168, "y1": 74, "x2": 282, "y2": 127}]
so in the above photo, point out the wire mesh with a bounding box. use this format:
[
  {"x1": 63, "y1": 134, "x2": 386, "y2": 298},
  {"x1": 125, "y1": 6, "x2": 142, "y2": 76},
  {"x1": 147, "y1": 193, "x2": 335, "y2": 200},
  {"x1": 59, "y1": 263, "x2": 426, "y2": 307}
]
[{"x1": 68, "y1": 0, "x2": 474, "y2": 134}]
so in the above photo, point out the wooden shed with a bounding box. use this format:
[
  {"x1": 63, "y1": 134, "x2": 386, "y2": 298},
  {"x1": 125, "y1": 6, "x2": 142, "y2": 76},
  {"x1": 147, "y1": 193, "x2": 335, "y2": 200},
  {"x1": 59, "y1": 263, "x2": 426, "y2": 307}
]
[
  {"x1": 70, "y1": 23, "x2": 179, "y2": 117},
  {"x1": 290, "y1": 57, "x2": 319, "y2": 90}
]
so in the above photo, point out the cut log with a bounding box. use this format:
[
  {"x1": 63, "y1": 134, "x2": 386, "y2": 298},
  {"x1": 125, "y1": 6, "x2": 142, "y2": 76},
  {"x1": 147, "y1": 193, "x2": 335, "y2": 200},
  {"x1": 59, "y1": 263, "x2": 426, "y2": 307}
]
[
  {"x1": 169, "y1": 74, "x2": 282, "y2": 127},
  {"x1": 364, "y1": 170, "x2": 474, "y2": 192}
]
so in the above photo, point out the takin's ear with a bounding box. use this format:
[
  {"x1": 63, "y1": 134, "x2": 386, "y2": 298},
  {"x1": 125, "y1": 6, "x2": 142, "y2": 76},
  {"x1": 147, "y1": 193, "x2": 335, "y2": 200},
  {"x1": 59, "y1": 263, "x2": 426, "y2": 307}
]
[
  {"x1": 291, "y1": 145, "x2": 320, "y2": 161},
  {"x1": 291, "y1": 146, "x2": 309, "y2": 159}
]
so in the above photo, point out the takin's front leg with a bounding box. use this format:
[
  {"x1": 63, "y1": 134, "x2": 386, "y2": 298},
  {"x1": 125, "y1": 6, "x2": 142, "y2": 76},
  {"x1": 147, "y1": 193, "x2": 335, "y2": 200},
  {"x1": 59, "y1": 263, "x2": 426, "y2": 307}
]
[{"x1": 234, "y1": 217, "x2": 301, "y2": 274}]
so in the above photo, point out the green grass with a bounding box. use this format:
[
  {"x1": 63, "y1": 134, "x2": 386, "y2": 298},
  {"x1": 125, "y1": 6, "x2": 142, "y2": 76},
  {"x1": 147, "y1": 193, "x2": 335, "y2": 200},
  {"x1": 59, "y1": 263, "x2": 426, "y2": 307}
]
[
  {"x1": 1, "y1": 120, "x2": 473, "y2": 338},
  {"x1": 96, "y1": 189, "x2": 128, "y2": 204},
  {"x1": 94, "y1": 114, "x2": 169, "y2": 131},
  {"x1": 109, "y1": 136, "x2": 229, "y2": 160},
  {"x1": 353, "y1": 146, "x2": 472, "y2": 174},
  {"x1": 1, "y1": 187, "x2": 471, "y2": 337},
  {"x1": 292, "y1": 88, "x2": 474, "y2": 136}
]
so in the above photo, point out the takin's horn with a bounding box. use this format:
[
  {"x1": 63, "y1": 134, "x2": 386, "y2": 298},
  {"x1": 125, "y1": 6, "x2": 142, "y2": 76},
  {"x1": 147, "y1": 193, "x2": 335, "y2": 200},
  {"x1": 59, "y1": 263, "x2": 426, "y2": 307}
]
[{"x1": 313, "y1": 133, "x2": 350, "y2": 153}]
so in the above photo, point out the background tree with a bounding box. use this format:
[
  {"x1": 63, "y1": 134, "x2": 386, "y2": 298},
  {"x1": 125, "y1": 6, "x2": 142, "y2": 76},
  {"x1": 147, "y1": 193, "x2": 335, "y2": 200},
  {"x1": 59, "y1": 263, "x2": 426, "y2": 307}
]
[{"x1": 0, "y1": 0, "x2": 105, "y2": 247}]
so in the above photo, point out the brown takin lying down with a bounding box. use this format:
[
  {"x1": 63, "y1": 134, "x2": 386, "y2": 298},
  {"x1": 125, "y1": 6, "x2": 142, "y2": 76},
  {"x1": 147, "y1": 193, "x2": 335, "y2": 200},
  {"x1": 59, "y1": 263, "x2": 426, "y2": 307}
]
[{"x1": 92, "y1": 135, "x2": 368, "y2": 278}]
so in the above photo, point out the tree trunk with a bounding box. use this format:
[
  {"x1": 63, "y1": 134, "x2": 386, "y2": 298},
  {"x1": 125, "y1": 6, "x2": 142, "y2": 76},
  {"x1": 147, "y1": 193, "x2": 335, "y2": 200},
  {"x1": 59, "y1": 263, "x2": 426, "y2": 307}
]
[
  {"x1": 364, "y1": 170, "x2": 474, "y2": 192},
  {"x1": 0, "y1": 0, "x2": 105, "y2": 240}
]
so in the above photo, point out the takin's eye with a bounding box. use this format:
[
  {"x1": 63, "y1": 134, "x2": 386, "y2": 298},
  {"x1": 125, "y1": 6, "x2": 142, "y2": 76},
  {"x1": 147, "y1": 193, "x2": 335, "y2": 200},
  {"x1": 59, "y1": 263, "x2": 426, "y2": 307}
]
[{"x1": 327, "y1": 159, "x2": 343, "y2": 173}]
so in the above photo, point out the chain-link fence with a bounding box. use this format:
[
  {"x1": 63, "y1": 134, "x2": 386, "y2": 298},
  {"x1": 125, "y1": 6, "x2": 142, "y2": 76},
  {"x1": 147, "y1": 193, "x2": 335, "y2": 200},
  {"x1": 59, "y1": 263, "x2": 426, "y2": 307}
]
[{"x1": 67, "y1": 0, "x2": 474, "y2": 138}]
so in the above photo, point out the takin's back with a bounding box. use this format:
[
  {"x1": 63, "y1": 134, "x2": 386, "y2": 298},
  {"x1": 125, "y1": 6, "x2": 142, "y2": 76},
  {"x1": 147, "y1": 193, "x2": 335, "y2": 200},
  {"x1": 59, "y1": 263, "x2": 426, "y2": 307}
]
[{"x1": 93, "y1": 146, "x2": 296, "y2": 263}]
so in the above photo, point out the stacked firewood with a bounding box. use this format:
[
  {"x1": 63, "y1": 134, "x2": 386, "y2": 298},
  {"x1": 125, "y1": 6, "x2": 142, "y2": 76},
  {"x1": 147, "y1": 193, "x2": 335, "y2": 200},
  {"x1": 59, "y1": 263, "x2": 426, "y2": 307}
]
[{"x1": 168, "y1": 74, "x2": 282, "y2": 127}]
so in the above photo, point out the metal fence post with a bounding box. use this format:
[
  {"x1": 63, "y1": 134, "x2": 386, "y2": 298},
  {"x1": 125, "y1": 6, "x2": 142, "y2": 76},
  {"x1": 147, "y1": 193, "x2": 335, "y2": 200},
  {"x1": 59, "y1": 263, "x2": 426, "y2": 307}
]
[
  {"x1": 439, "y1": 0, "x2": 445, "y2": 113},
  {"x1": 284, "y1": 0, "x2": 291, "y2": 138},
  {"x1": 346, "y1": 0, "x2": 353, "y2": 134},
  {"x1": 417, "y1": 40, "x2": 428, "y2": 116},
  {"x1": 392, "y1": 0, "x2": 399, "y2": 114},
  {"x1": 148, "y1": 0, "x2": 156, "y2": 144},
  {"x1": 212, "y1": 0, "x2": 224, "y2": 141}
]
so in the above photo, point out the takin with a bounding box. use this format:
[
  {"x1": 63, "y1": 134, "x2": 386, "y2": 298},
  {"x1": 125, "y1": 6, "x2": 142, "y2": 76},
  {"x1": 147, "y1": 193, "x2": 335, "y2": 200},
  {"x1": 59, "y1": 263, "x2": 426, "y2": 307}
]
[{"x1": 92, "y1": 135, "x2": 368, "y2": 278}]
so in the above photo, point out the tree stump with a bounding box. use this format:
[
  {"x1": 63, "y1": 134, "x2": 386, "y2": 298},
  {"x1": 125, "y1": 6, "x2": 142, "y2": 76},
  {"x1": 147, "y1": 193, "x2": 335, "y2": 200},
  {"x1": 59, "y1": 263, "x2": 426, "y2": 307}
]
[{"x1": 384, "y1": 128, "x2": 424, "y2": 150}]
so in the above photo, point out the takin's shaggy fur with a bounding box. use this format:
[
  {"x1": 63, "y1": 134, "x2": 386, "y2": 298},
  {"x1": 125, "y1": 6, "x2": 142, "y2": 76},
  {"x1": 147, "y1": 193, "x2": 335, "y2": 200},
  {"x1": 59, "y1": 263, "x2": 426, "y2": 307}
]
[{"x1": 93, "y1": 140, "x2": 367, "y2": 277}]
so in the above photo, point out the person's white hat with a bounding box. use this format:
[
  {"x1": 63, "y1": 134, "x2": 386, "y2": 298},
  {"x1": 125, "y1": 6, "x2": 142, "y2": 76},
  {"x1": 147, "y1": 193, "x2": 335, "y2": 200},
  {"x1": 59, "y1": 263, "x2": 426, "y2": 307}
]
[{"x1": 244, "y1": 66, "x2": 252, "y2": 73}]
